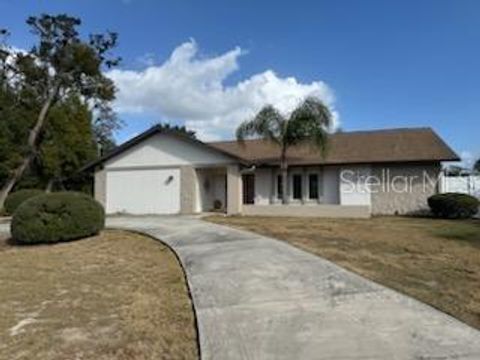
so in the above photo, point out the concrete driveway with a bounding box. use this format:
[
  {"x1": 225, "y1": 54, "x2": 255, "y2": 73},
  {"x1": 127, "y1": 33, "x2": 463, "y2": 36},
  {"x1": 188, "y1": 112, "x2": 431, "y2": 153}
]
[{"x1": 107, "y1": 216, "x2": 480, "y2": 360}]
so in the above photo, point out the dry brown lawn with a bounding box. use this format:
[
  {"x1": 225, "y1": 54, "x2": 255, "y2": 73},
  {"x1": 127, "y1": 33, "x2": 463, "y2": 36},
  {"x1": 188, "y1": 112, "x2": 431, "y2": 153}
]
[
  {"x1": 0, "y1": 230, "x2": 198, "y2": 360},
  {"x1": 206, "y1": 215, "x2": 480, "y2": 330}
]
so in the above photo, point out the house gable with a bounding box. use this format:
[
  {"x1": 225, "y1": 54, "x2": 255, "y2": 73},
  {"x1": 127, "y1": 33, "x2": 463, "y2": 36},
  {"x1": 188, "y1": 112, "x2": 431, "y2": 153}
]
[{"x1": 105, "y1": 132, "x2": 236, "y2": 169}]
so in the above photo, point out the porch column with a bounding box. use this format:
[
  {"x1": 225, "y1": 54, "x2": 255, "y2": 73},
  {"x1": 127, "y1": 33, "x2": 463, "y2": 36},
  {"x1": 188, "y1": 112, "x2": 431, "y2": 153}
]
[
  {"x1": 180, "y1": 166, "x2": 197, "y2": 214},
  {"x1": 269, "y1": 168, "x2": 275, "y2": 204},
  {"x1": 227, "y1": 165, "x2": 242, "y2": 215},
  {"x1": 318, "y1": 166, "x2": 323, "y2": 204},
  {"x1": 302, "y1": 167, "x2": 307, "y2": 204}
]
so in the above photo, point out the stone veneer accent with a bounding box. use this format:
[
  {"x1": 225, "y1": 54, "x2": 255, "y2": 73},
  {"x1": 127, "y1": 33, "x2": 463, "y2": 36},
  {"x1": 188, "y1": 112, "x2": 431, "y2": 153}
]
[
  {"x1": 371, "y1": 163, "x2": 441, "y2": 215},
  {"x1": 180, "y1": 166, "x2": 196, "y2": 214},
  {"x1": 94, "y1": 168, "x2": 106, "y2": 207}
]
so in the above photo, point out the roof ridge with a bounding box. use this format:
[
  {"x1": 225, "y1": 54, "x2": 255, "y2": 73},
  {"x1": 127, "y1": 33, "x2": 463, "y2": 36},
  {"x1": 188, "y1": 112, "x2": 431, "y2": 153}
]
[
  {"x1": 331, "y1": 126, "x2": 432, "y2": 135},
  {"x1": 206, "y1": 127, "x2": 433, "y2": 144}
]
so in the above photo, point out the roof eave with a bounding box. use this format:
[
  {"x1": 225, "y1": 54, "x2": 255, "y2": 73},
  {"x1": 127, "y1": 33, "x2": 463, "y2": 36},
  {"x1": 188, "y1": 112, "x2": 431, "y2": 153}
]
[{"x1": 248, "y1": 157, "x2": 461, "y2": 167}]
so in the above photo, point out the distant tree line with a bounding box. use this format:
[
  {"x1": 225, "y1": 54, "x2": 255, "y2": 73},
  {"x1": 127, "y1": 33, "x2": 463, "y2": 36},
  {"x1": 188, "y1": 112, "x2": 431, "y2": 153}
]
[{"x1": 153, "y1": 122, "x2": 197, "y2": 139}]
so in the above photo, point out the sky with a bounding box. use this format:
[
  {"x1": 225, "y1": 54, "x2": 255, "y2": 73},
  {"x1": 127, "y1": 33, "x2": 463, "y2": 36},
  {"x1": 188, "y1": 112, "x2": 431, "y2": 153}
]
[{"x1": 1, "y1": 0, "x2": 479, "y2": 167}]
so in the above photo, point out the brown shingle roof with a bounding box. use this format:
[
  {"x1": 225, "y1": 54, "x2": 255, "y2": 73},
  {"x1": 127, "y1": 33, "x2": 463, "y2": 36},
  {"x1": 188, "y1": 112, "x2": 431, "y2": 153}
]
[{"x1": 207, "y1": 127, "x2": 459, "y2": 165}]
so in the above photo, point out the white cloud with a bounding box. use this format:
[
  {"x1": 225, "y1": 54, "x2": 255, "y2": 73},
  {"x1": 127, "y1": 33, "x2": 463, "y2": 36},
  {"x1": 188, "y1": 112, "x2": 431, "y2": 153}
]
[
  {"x1": 107, "y1": 39, "x2": 339, "y2": 140},
  {"x1": 456, "y1": 150, "x2": 479, "y2": 170},
  {"x1": 135, "y1": 52, "x2": 156, "y2": 68}
]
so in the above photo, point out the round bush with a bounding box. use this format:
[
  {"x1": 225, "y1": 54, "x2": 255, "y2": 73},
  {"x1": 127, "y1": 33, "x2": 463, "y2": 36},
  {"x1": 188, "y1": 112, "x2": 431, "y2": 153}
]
[
  {"x1": 428, "y1": 192, "x2": 479, "y2": 219},
  {"x1": 11, "y1": 192, "x2": 105, "y2": 244},
  {"x1": 4, "y1": 189, "x2": 43, "y2": 215}
]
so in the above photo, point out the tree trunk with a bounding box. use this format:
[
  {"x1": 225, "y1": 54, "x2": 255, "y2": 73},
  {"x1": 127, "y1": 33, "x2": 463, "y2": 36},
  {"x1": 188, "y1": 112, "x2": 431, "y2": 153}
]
[
  {"x1": 280, "y1": 149, "x2": 288, "y2": 205},
  {"x1": 0, "y1": 153, "x2": 33, "y2": 208},
  {"x1": 0, "y1": 84, "x2": 59, "y2": 209}
]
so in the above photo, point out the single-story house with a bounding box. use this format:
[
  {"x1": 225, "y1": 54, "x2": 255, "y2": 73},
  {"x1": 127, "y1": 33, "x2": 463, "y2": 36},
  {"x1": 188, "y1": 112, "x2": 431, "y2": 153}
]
[{"x1": 83, "y1": 126, "x2": 459, "y2": 218}]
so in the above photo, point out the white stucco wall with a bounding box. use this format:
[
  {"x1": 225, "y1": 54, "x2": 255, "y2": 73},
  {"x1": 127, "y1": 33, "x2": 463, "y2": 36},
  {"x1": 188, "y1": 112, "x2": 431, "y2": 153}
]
[
  {"x1": 254, "y1": 168, "x2": 272, "y2": 205},
  {"x1": 339, "y1": 165, "x2": 372, "y2": 206},
  {"x1": 323, "y1": 166, "x2": 340, "y2": 204},
  {"x1": 105, "y1": 133, "x2": 234, "y2": 169}
]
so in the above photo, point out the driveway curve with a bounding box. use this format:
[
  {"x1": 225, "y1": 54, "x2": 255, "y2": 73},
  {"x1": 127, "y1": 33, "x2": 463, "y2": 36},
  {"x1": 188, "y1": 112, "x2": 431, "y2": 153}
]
[{"x1": 107, "y1": 215, "x2": 480, "y2": 360}]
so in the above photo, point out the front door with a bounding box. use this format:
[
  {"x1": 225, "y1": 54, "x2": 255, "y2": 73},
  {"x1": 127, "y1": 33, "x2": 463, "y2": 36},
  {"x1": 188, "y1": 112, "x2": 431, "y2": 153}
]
[{"x1": 242, "y1": 174, "x2": 255, "y2": 204}]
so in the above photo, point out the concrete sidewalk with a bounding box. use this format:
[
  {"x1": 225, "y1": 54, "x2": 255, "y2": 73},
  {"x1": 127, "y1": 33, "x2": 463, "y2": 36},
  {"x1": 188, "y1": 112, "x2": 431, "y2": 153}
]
[{"x1": 107, "y1": 216, "x2": 480, "y2": 360}]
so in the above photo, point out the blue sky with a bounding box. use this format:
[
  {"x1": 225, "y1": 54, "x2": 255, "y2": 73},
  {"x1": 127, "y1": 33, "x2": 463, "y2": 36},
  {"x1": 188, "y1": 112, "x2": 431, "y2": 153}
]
[{"x1": 1, "y1": 0, "x2": 478, "y2": 166}]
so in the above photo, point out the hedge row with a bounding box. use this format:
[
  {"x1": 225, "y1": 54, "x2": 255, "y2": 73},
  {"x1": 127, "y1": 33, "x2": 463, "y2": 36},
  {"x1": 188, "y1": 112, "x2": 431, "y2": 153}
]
[{"x1": 428, "y1": 193, "x2": 479, "y2": 219}]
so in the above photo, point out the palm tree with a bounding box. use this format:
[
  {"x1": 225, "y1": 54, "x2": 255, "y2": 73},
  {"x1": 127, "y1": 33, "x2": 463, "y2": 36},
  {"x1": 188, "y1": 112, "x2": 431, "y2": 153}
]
[{"x1": 236, "y1": 97, "x2": 333, "y2": 204}]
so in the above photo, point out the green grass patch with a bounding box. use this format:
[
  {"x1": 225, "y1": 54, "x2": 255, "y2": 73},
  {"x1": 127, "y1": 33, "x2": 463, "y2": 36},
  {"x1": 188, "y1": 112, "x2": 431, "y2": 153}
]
[{"x1": 432, "y1": 222, "x2": 480, "y2": 242}]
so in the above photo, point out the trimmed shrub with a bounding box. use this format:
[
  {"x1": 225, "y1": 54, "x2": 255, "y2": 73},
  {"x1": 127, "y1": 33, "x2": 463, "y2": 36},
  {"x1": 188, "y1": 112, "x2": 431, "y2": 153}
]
[
  {"x1": 428, "y1": 193, "x2": 479, "y2": 219},
  {"x1": 4, "y1": 189, "x2": 43, "y2": 215},
  {"x1": 11, "y1": 192, "x2": 105, "y2": 244}
]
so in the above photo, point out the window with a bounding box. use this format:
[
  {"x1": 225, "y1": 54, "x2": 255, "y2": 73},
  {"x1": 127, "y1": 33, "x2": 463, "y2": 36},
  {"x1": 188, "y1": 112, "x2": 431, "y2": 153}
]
[
  {"x1": 242, "y1": 174, "x2": 255, "y2": 204},
  {"x1": 292, "y1": 174, "x2": 302, "y2": 200},
  {"x1": 277, "y1": 175, "x2": 283, "y2": 199},
  {"x1": 309, "y1": 174, "x2": 319, "y2": 199}
]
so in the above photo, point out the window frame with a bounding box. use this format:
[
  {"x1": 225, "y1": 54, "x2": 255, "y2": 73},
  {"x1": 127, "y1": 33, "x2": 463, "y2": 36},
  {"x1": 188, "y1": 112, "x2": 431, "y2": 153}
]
[
  {"x1": 292, "y1": 173, "x2": 303, "y2": 200},
  {"x1": 305, "y1": 169, "x2": 322, "y2": 203},
  {"x1": 273, "y1": 168, "x2": 322, "y2": 204},
  {"x1": 308, "y1": 173, "x2": 319, "y2": 200}
]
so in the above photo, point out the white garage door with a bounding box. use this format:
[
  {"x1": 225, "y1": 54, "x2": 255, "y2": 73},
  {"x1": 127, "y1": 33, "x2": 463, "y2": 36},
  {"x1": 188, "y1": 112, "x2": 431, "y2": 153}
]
[{"x1": 106, "y1": 168, "x2": 180, "y2": 214}]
